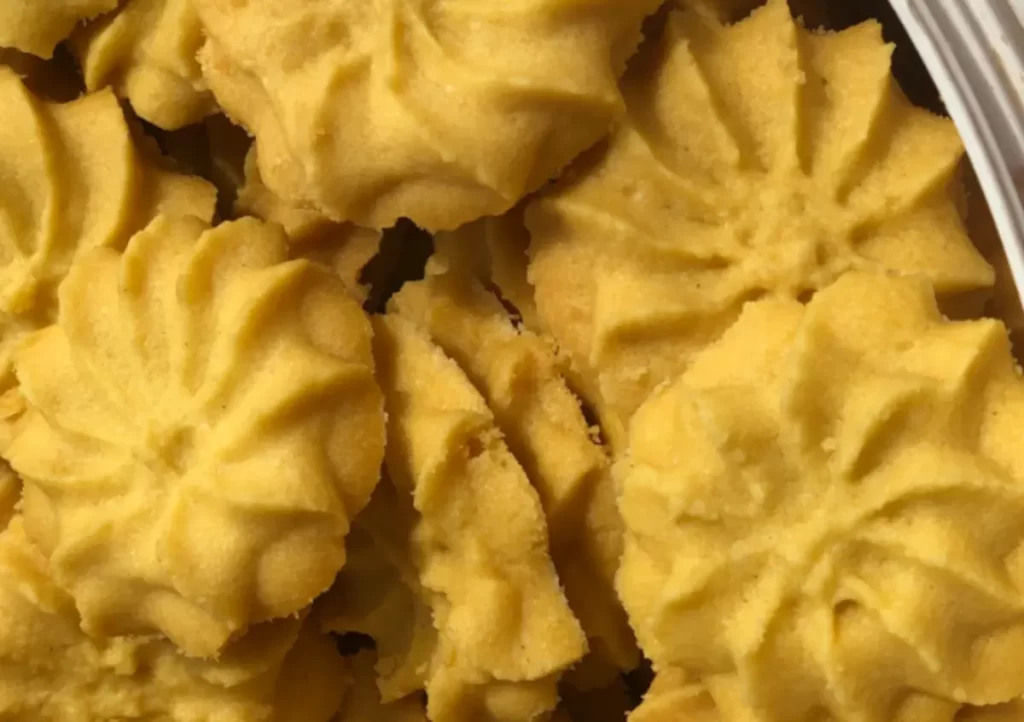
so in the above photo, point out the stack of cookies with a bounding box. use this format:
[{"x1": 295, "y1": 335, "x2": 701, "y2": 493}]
[{"x1": 1, "y1": 1, "x2": 1023, "y2": 721}]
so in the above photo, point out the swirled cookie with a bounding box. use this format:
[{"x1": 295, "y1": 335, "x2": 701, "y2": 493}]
[
  {"x1": 0, "y1": 68, "x2": 216, "y2": 392},
  {"x1": 0, "y1": 515, "x2": 346, "y2": 721},
  {"x1": 72, "y1": 0, "x2": 215, "y2": 130},
  {"x1": 373, "y1": 314, "x2": 586, "y2": 722},
  {"x1": 3, "y1": 215, "x2": 386, "y2": 657},
  {"x1": 525, "y1": 0, "x2": 994, "y2": 450},
  {"x1": 193, "y1": 0, "x2": 662, "y2": 231},
  {"x1": 616, "y1": 272, "x2": 1024, "y2": 722},
  {"x1": 390, "y1": 265, "x2": 635, "y2": 671},
  {"x1": 0, "y1": 0, "x2": 116, "y2": 58},
  {"x1": 237, "y1": 148, "x2": 382, "y2": 303}
]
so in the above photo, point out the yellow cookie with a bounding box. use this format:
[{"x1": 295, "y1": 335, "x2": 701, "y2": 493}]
[
  {"x1": 0, "y1": 0, "x2": 116, "y2": 58},
  {"x1": 617, "y1": 272, "x2": 1024, "y2": 722},
  {"x1": 72, "y1": 0, "x2": 215, "y2": 130},
  {"x1": 4, "y1": 215, "x2": 385, "y2": 658},
  {"x1": 391, "y1": 266, "x2": 635, "y2": 671},
  {"x1": 0, "y1": 68, "x2": 215, "y2": 394},
  {"x1": 373, "y1": 313, "x2": 586, "y2": 722},
  {"x1": 0, "y1": 515, "x2": 345, "y2": 721},
  {"x1": 236, "y1": 148, "x2": 382, "y2": 304},
  {"x1": 526, "y1": 0, "x2": 994, "y2": 451},
  {"x1": 193, "y1": 0, "x2": 662, "y2": 231}
]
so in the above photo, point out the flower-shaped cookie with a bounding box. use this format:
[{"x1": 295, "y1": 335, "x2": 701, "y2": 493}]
[
  {"x1": 72, "y1": 0, "x2": 215, "y2": 129},
  {"x1": 0, "y1": 515, "x2": 346, "y2": 721},
  {"x1": 0, "y1": 0, "x2": 116, "y2": 58},
  {"x1": 391, "y1": 266, "x2": 635, "y2": 670},
  {"x1": 373, "y1": 314, "x2": 587, "y2": 722},
  {"x1": 616, "y1": 272, "x2": 1024, "y2": 722},
  {"x1": 4, "y1": 215, "x2": 386, "y2": 657},
  {"x1": 526, "y1": 0, "x2": 994, "y2": 450},
  {"x1": 194, "y1": 0, "x2": 662, "y2": 231},
  {"x1": 0, "y1": 67, "x2": 216, "y2": 391}
]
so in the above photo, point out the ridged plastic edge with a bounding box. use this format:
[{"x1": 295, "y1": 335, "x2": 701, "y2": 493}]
[{"x1": 889, "y1": 0, "x2": 1024, "y2": 303}]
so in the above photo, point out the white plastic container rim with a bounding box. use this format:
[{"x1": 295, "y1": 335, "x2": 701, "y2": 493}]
[{"x1": 889, "y1": 0, "x2": 1024, "y2": 303}]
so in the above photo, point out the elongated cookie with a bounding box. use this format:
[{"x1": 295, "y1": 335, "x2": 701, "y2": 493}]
[
  {"x1": 3, "y1": 215, "x2": 386, "y2": 658},
  {"x1": 0, "y1": 515, "x2": 346, "y2": 721},
  {"x1": 526, "y1": 0, "x2": 994, "y2": 450},
  {"x1": 371, "y1": 314, "x2": 586, "y2": 722},
  {"x1": 194, "y1": 0, "x2": 662, "y2": 231},
  {"x1": 390, "y1": 265, "x2": 635, "y2": 671},
  {"x1": 0, "y1": 68, "x2": 215, "y2": 395},
  {"x1": 616, "y1": 272, "x2": 1024, "y2": 722},
  {"x1": 72, "y1": 0, "x2": 215, "y2": 130}
]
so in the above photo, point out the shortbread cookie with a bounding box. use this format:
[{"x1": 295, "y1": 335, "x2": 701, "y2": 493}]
[
  {"x1": 194, "y1": 0, "x2": 662, "y2": 231},
  {"x1": 372, "y1": 314, "x2": 586, "y2": 722},
  {"x1": 616, "y1": 272, "x2": 1024, "y2": 722},
  {"x1": 0, "y1": 515, "x2": 346, "y2": 721},
  {"x1": 0, "y1": 68, "x2": 215, "y2": 393},
  {"x1": 4, "y1": 215, "x2": 385, "y2": 658},
  {"x1": 391, "y1": 267, "x2": 635, "y2": 670},
  {"x1": 237, "y1": 148, "x2": 381, "y2": 303},
  {"x1": 72, "y1": 0, "x2": 214, "y2": 129},
  {"x1": 0, "y1": 0, "x2": 116, "y2": 58},
  {"x1": 526, "y1": 0, "x2": 994, "y2": 450}
]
